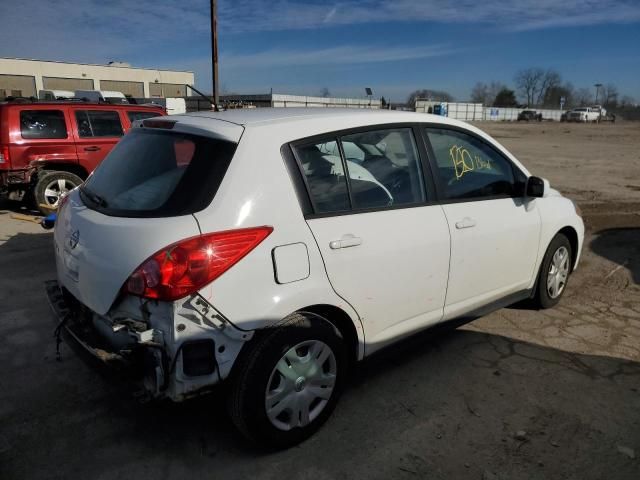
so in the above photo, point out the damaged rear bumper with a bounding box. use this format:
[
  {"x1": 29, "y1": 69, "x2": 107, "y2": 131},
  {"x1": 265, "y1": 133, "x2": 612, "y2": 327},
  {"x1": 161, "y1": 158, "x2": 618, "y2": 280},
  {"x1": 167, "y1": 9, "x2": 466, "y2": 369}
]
[{"x1": 45, "y1": 280, "x2": 253, "y2": 401}]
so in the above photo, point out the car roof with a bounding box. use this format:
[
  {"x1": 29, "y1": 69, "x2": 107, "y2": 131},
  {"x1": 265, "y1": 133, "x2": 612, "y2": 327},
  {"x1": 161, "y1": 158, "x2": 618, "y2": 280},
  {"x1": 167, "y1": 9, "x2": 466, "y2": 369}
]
[
  {"x1": 181, "y1": 107, "x2": 459, "y2": 127},
  {"x1": 0, "y1": 101, "x2": 163, "y2": 110}
]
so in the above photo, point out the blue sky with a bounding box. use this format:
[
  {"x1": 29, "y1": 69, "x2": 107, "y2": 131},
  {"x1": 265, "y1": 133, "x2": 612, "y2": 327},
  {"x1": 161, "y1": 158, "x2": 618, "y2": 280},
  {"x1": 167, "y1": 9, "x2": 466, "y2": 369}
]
[{"x1": 1, "y1": 0, "x2": 639, "y2": 102}]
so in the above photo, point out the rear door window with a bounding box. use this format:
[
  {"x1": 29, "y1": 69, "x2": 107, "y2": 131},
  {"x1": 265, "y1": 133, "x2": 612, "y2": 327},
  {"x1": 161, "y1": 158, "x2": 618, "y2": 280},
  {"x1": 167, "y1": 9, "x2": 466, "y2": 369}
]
[
  {"x1": 75, "y1": 110, "x2": 123, "y2": 137},
  {"x1": 20, "y1": 110, "x2": 67, "y2": 139},
  {"x1": 80, "y1": 129, "x2": 236, "y2": 217}
]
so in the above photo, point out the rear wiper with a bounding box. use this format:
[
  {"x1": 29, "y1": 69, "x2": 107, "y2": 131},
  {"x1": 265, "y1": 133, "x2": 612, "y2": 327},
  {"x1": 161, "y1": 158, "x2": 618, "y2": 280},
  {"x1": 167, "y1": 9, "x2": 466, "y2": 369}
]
[{"x1": 81, "y1": 186, "x2": 108, "y2": 208}]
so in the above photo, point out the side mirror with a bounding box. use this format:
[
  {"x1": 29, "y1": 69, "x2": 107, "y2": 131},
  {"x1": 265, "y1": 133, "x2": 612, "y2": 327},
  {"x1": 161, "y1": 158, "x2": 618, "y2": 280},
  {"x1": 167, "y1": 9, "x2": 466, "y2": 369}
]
[{"x1": 526, "y1": 176, "x2": 545, "y2": 198}]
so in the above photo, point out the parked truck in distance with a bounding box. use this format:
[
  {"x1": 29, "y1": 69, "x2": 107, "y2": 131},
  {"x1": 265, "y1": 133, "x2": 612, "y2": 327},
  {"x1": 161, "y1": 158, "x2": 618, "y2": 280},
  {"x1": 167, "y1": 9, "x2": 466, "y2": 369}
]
[{"x1": 564, "y1": 106, "x2": 615, "y2": 123}]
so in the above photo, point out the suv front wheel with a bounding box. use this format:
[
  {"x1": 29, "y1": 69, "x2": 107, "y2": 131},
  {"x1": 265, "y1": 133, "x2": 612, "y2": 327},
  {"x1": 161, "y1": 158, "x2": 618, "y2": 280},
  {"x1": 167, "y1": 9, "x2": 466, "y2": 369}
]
[
  {"x1": 34, "y1": 170, "x2": 83, "y2": 214},
  {"x1": 228, "y1": 312, "x2": 346, "y2": 448}
]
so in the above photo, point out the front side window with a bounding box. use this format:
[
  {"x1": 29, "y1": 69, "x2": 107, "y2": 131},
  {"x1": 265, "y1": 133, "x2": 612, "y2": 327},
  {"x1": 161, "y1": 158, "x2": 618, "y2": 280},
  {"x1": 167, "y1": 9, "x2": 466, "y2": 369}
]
[
  {"x1": 75, "y1": 110, "x2": 123, "y2": 138},
  {"x1": 20, "y1": 110, "x2": 67, "y2": 139},
  {"x1": 425, "y1": 128, "x2": 517, "y2": 200}
]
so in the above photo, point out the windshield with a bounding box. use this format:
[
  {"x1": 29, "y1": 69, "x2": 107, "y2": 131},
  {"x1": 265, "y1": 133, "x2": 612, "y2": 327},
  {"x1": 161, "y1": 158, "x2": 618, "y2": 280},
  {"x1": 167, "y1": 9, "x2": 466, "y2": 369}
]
[{"x1": 81, "y1": 129, "x2": 236, "y2": 217}]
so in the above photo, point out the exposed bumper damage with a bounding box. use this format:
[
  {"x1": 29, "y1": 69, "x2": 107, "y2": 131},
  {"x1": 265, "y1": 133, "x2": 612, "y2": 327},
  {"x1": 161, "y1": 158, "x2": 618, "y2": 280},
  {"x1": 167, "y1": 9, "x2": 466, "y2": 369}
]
[{"x1": 45, "y1": 280, "x2": 253, "y2": 401}]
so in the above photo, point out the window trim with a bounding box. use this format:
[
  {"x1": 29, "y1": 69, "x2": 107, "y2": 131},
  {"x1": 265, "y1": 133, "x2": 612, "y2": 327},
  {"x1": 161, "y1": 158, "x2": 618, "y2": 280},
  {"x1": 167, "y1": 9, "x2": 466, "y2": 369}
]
[
  {"x1": 287, "y1": 122, "x2": 438, "y2": 219},
  {"x1": 419, "y1": 124, "x2": 527, "y2": 204}
]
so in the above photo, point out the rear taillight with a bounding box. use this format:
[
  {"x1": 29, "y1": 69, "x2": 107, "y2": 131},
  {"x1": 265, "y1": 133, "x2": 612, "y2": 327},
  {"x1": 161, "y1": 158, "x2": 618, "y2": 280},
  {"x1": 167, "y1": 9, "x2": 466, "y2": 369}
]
[
  {"x1": 0, "y1": 145, "x2": 10, "y2": 168},
  {"x1": 123, "y1": 226, "x2": 273, "y2": 301}
]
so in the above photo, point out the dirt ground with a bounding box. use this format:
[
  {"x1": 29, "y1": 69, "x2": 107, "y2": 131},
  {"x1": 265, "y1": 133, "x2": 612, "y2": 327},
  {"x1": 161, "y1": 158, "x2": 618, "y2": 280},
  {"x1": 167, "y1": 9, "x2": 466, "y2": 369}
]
[{"x1": 1, "y1": 121, "x2": 639, "y2": 479}]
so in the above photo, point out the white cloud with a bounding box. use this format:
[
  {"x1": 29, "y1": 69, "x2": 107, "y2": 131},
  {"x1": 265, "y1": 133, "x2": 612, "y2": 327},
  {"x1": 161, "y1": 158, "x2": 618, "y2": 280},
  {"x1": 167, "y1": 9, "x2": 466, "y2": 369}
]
[
  {"x1": 219, "y1": 0, "x2": 640, "y2": 32},
  {"x1": 221, "y1": 44, "x2": 455, "y2": 68}
]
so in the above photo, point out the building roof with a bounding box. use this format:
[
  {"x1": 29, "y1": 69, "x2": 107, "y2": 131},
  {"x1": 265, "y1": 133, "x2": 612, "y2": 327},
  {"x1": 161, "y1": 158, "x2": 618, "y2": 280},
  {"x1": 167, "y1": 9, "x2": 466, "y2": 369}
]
[{"x1": 0, "y1": 57, "x2": 193, "y2": 73}]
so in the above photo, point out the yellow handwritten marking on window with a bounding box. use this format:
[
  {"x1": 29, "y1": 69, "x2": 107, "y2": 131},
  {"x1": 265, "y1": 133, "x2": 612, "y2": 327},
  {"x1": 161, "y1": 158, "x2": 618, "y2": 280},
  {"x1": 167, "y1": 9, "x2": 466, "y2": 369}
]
[{"x1": 449, "y1": 145, "x2": 492, "y2": 180}]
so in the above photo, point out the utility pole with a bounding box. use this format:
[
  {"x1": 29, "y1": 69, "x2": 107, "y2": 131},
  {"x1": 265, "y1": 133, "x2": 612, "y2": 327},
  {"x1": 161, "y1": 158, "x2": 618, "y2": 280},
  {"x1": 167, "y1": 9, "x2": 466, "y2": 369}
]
[
  {"x1": 210, "y1": 0, "x2": 219, "y2": 111},
  {"x1": 594, "y1": 83, "x2": 602, "y2": 105}
]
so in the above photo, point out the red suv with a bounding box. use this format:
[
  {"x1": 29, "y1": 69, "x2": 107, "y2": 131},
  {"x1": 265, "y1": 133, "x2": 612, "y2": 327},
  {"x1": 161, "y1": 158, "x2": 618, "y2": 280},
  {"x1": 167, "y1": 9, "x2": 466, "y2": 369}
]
[{"x1": 0, "y1": 101, "x2": 165, "y2": 213}]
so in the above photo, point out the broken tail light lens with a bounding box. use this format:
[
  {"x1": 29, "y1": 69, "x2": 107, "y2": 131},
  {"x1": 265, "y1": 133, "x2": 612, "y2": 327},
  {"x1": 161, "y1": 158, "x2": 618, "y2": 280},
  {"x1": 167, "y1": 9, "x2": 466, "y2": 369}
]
[{"x1": 124, "y1": 226, "x2": 273, "y2": 301}]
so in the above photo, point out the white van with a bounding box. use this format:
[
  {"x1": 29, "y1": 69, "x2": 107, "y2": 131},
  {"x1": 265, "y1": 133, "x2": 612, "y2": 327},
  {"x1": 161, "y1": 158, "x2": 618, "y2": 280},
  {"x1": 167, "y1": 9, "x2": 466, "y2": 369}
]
[
  {"x1": 74, "y1": 90, "x2": 129, "y2": 104},
  {"x1": 38, "y1": 90, "x2": 75, "y2": 100}
]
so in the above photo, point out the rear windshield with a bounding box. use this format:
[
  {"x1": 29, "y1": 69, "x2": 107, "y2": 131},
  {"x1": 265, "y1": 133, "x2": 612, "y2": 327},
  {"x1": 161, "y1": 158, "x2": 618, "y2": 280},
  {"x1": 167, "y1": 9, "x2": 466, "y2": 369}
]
[{"x1": 80, "y1": 129, "x2": 236, "y2": 217}]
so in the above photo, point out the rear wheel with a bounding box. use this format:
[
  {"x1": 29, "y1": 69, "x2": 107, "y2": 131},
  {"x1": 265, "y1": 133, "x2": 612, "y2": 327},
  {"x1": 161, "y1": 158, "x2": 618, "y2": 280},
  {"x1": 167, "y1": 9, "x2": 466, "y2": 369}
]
[
  {"x1": 228, "y1": 312, "x2": 346, "y2": 448},
  {"x1": 34, "y1": 170, "x2": 82, "y2": 214},
  {"x1": 535, "y1": 233, "x2": 573, "y2": 309}
]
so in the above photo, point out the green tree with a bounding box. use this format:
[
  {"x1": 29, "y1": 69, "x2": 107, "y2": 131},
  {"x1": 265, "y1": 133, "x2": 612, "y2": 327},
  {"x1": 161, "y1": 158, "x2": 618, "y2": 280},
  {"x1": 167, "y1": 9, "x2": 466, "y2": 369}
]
[{"x1": 493, "y1": 88, "x2": 518, "y2": 107}]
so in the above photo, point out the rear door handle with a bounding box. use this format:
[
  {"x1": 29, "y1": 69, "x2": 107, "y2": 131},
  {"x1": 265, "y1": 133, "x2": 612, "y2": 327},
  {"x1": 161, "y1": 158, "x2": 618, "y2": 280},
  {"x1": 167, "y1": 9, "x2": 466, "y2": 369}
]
[
  {"x1": 455, "y1": 217, "x2": 476, "y2": 229},
  {"x1": 84, "y1": 146, "x2": 101, "y2": 152},
  {"x1": 329, "y1": 234, "x2": 362, "y2": 249}
]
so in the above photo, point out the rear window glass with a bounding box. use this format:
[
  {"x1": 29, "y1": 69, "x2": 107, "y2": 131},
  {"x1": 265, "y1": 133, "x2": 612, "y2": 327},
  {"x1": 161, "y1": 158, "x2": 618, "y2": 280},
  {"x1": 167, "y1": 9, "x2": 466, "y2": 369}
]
[
  {"x1": 127, "y1": 111, "x2": 160, "y2": 123},
  {"x1": 75, "y1": 110, "x2": 123, "y2": 137},
  {"x1": 20, "y1": 110, "x2": 67, "y2": 139},
  {"x1": 80, "y1": 129, "x2": 236, "y2": 217}
]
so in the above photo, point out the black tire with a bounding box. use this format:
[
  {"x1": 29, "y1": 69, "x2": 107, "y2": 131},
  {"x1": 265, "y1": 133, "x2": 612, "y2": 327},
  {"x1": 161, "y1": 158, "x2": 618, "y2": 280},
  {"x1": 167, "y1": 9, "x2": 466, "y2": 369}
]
[
  {"x1": 228, "y1": 312, "x2": 346, "y2": 449},
  {"x1": 534, "y1": 233, "x2": 573, "y2": 309},
  {"x1": 34, "y1": 170, "x2": 83, "y2": 214}
]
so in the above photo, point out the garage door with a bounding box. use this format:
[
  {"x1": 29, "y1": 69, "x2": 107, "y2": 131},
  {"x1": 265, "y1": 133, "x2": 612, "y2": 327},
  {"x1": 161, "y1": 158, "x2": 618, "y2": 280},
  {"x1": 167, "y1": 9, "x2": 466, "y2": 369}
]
[
  {"x1": 150, "y1": 83, "x2": 186, "y2": 97},
  {"x1": 100, "y1": 80, "x2": 144, "y2": 97},
  {"x1": 0, "y1": 74, "x2": 37, "y2": 98},
  {"x1": 43, "y1": 77, "x2": 94, "y2": 91}
]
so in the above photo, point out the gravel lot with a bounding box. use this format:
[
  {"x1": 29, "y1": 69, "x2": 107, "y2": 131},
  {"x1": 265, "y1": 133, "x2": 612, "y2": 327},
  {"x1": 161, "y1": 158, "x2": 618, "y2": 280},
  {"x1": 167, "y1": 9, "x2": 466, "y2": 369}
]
[{"x1": 1, "y1": 121, "x2": 639, "y2": 479}]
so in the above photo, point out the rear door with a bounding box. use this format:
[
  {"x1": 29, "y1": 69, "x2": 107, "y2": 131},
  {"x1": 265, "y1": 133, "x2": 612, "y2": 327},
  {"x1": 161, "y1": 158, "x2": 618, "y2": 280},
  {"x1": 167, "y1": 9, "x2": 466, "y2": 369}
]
[
  {"x1": 72, "y1": 107, "x2": 124, "y2": 173},
  {"x1": 423, "y1": 127, "x2": 541, "y2": 318},
  {"x1": 293, "y1": 126, "x2": 451, "y2": 352}
]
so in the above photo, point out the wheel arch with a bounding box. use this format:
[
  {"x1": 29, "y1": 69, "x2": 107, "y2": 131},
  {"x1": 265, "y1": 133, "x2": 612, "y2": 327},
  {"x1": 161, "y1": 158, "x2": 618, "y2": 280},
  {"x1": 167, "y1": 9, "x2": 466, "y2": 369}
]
[
  {"x1": 297, "y1": 304, "x2": 362, "y2": 368},
  {"x1": 34, "y1": 162, "x2": 89, "y2": 181},
  {"x1": 557, "y1": 226, "x2": 579, "y2": 272}
]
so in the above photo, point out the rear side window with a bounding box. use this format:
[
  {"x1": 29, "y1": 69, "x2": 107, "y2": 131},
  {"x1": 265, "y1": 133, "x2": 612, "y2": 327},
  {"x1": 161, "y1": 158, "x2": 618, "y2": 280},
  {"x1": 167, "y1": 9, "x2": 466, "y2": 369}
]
[
  {"x1": 20, "y1": 110, "x2": 67, "y2": 139},
  {"x1": 75, "y1": 110, "x2": 123, "y2": 138},
  {"x1": 127, "y1": 111, "x2": 160, "y2": 123},
  {"x1": 80, "y1": 129, "x2": 236, "y2": 217},
  {"x1": 296, "y1": 141, "x2": 350, "y2": 214}
]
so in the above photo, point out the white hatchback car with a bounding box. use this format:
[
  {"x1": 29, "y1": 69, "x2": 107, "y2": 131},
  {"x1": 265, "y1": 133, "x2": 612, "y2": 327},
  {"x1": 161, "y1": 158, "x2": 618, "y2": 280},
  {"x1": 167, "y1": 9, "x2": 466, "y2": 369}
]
[{"x1": 48, "y1": 108, "x2": 584, "y2": 447}]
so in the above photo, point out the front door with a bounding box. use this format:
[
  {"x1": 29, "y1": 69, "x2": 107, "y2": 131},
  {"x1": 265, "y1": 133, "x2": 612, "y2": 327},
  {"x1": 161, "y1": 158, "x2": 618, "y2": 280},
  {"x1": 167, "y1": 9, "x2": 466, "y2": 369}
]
[
  {"x1": 423, "y1": 127, "x2": 541, "y2": 317},
  {"x1": 294, "y1": 127, "x2": 451, "y2": 353}
]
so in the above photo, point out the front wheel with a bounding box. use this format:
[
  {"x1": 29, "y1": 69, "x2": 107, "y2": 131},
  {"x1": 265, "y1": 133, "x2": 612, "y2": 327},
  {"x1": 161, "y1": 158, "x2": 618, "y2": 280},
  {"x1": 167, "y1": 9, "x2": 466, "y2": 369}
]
[
  {"x1": 34, "y1": 170, "x2": 83, "y2": 214},
  {"x1": 227, "y1": 313, "x2": 346, "y2": 448},
  {"x1": 534, "y1": 233, "x2": 573, "y2": 309}
]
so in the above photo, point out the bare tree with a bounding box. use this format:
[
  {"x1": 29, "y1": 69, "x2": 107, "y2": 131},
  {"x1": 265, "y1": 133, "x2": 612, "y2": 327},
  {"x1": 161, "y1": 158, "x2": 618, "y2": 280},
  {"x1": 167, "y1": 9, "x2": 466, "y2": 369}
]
[
  {"x1": 470, "y1": 82, "x2": 489, "y2": 104},
  {"x1": 470, "y1": 81, "x2": 507, "y2": 105},
  {"x1": 574, "y1": 87, "x2": 593, "y2": 106},
  {"x1": 619, "y1": 95, "x2": 636, "y2": 107},
  {"x1": 514, "y1": 67, "x2": 545, "y2": 106},
  {"x1": 601, "y1": 83, "x2": 619, "y2": 107},
  {"x1": 535, "y1": 69, "x2": 562, "y2": 106}
]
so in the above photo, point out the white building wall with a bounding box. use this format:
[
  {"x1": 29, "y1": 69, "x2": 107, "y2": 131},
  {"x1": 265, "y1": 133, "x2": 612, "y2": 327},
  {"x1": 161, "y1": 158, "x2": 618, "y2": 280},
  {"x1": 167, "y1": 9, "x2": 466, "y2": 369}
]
[
  {"x1": 416, "y1": 100, "x2": 566, "y2": 122},
  {"x1": 0, "y1": 58, "x2": 194, "y2": 98},
  {"x1": 272, "y1": 94, "x2": 381, "y2": 109}
]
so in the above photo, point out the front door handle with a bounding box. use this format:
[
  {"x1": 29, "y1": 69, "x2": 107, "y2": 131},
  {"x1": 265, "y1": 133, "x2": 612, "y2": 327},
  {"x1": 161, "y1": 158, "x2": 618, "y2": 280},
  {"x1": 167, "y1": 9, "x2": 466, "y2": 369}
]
[
  {"x1": 329, "y1": 234, "x2": 362, "y2": 250},
  {"x1": 455, "y1": 217, "x2": 476, "y2": 229},
  {"x1": 84, "y1": 146, "x2": 101, "y2": 152}
]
